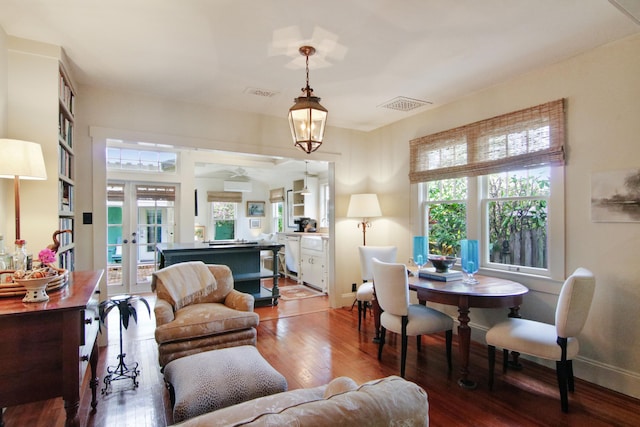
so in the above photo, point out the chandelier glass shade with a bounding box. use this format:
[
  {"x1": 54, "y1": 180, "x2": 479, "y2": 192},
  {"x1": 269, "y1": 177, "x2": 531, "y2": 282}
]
[{"x1": 288, "y1": 46, "x2": 328, "y2": 154}]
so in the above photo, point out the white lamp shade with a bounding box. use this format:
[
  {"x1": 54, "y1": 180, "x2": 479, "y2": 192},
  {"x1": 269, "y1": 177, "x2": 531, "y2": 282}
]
[
  {"x1": 347, "y1": 193, "x2": 382, "y2": 218},
  {"x1": 0, "y1": 139, "x2": 48, "y2": 180}
]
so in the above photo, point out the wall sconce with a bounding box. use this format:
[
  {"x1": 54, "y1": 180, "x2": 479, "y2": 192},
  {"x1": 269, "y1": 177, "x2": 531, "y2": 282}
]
[
  {"x1": 0, "y1": 139, "x2": 48, "y2": 240},
  {"x1": 347, "y1": 193, "x2": 382, "y2": 246}
]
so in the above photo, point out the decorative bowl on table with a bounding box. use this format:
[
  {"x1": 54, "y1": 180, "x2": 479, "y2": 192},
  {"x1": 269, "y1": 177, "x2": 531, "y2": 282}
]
[
  {"x1": 14, "y1": 275, "x2": 55, "y2": 303},
  {"x1": 428, "y1": 255, "x2": 457, "y2": 273}
]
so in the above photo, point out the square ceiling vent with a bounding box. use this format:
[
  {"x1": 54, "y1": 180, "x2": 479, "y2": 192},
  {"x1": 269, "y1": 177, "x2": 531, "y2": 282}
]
[{"x1": 378, "y1": 96, "x2": 432, "y2": 112}]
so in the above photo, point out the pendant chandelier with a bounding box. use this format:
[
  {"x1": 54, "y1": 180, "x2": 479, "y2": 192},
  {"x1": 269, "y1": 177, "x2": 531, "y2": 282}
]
[
  {"x1": 288, "y1": 46, "x2": 328, "y2": 154},
  {"x1": 301, "y1": 161, "x2": 311, "y2": 195}
]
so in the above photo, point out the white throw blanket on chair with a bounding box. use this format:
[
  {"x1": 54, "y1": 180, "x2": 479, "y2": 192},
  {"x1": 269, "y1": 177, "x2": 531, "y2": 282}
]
[{"x1": 152, "y1": 261, "x2": 217, "y2": 311}]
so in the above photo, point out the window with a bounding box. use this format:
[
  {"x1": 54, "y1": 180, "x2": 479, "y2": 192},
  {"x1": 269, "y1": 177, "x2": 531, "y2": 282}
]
[
  {"x1": 424, "y1": 178, "x2": 467, "y2": 256},
  {"x1": 106, "y1": 145, "x2": 177, "y2": 173},
  {"x1": 413, "y1": 100, "x2": 565, "y2": 279},
  {"x1": 211, "y1": 202, "x2": 236, "y2": 240},
  {"x1": 269, "y1": 187, "x2": 285, "y2": 232},
  {"x1": 207, "y1": 191, "x2": 242, "y2": 240},
  {"x1": 272, "y1": 202, "x2": 283, "y2": 232},
  {"x1": 484, "y1": 167, "x2": 550, "y2": 272}
]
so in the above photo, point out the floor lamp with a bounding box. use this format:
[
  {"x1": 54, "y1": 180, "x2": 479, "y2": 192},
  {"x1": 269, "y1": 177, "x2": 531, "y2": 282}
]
[
  {"x1": 347, "y1": 193, "x2": 382, "y2": 246},
  {"x1": 0, "y1": 139, "x2": 48, "y2": 241}
]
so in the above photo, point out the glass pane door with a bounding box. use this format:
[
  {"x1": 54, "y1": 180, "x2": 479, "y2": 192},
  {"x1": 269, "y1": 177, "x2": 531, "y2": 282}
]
[
  {"x1": 106, "y1": 183, "x2": 126, "y2": 294},
  {"x1": 106, "y1": 181, "x2": 176, "y2": 295},
  {"x1": 134, "y1": 184, "x2": 176, "y2": 292}
]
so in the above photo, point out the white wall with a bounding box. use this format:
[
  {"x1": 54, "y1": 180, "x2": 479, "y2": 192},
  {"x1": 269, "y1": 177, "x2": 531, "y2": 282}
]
[
  {"x1": 4, "y1": 39, "x2": 61, "y2": 253},
  {"x1": 75, "y1": 87, "x2": 352, "y2": 307},
  {"x1": 367, "y1": 33, "x2": 640, "y2": 397},
  {"x1": 0, "y1": 25, "x2": 9, "y2": 239},
  {"x1": 3, "y1": 30, "x2": 640, "y2": 398}
]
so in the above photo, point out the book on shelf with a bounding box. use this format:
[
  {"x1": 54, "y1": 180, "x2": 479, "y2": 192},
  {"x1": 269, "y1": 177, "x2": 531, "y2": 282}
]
[{"x1": 418, "y1": 268, "x2": 463, "y2": 281}]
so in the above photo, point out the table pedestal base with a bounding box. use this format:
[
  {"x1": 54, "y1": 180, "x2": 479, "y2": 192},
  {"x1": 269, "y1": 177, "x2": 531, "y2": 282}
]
[{"x1": 457, "y1": 378, "x2": 478, "y2": 389}]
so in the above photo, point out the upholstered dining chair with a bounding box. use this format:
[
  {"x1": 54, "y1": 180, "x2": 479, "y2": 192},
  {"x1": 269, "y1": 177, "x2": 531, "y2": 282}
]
[
  {"x1": 372, "y1": 258, "x2": 453, "y2": 378},
  {"x1": 486, "y1": 268, "x2": 596, "y2": 412},
  {"x1": 355, "y1": 246, "x2": 398, "y2": 331}
]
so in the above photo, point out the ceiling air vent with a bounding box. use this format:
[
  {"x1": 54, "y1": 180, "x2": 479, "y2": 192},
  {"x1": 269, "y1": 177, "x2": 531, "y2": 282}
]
[
  {"x1": 378, "y1": 96, "x2": 432, "y2": 112},
  {"x1": 244, "y1": 87, "x2": 279, "y2": 97}
]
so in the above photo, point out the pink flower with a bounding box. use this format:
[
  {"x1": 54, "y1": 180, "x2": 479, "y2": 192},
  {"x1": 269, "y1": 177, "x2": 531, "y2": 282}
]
[{"x1": 38, "y1": 248, "x2": 57, "y2": 264}]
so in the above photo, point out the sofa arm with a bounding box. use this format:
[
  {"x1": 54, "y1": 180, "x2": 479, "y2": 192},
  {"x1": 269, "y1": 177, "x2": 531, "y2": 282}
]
[
  {"x1": 224, "y1": 289, "x2": 255, "y2": 312},
  {"x1": 154, "y1": 298, "x2": 175, "y2": 326}
]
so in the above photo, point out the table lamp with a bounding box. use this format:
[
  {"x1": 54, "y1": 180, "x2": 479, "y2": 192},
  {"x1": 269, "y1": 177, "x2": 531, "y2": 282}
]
[
  {"x1": 0, "y1": 139, "x2": 48, "y2": 240},
  {"x1": 347, "y1": 193, "x2": 382, "y2": 246}
]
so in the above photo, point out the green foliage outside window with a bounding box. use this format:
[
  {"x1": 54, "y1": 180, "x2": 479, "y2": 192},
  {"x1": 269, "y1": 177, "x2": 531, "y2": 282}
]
[
  {"x1": 426, "y1": 178, "x2": 467, "y2": 256},
  {"x1": 487, "y1": 169, "x2": 549, "y2": 268}
]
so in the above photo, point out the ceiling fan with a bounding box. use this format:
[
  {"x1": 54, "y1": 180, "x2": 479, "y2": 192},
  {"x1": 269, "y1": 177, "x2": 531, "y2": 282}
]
[{"x1": 227, "y1": 167, "x2": 250, "y2": 179}]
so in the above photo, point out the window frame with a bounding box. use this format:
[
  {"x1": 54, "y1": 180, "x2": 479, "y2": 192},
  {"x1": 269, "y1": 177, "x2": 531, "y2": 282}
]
[
  {"x1": 210, "y1": 201, "x2": 238, "y2": 241},
  {"x1": 419, "y1": 166, "x2": 564, "y2": 281},
  {"x1": 414, "y1": 100, "x2": 566, "y2": 282},
  {"x1": 480, "y1": 166, "x2": 565, "y2": 280}
]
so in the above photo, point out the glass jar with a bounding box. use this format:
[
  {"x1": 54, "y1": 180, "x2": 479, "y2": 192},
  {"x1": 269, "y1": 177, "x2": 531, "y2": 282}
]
[
  {"x1": 0, "y1": 234, "x2": 7, "y2": 270},
  {"x1": 13, "y1": 239, "x2": 28, "y2": 272}
]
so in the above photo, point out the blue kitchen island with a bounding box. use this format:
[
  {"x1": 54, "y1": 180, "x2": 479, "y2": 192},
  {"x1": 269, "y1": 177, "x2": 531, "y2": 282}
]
[{"x1": 156, "y1": 241, "x2": 284, "y2": 306}]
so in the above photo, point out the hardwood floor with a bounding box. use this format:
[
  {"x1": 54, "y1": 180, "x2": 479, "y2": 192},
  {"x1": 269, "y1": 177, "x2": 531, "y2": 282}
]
[{"x1": 3, "y1": 279, "x2": 640, "y2": 426}]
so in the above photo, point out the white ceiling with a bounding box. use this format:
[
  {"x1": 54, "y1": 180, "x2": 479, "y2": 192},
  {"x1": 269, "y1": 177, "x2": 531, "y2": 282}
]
[
  {"x1": 2, "y1": 0, "x2": 639, "y2": 133},
  {"x1": 1, "y1": 1, "x2": 639, "y2": 178}
]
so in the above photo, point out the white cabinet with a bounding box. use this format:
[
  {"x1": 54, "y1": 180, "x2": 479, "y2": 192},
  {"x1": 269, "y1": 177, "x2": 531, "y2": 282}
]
[
  {"x1": 300, "y1": 236, "x2": 327, "y2": 292},
  {"x1": 292, "y1": 177, "x2": 318, "y2": 219},
  {"x1": 278, "y1": 233, "x2": 328, "y2": 291}
]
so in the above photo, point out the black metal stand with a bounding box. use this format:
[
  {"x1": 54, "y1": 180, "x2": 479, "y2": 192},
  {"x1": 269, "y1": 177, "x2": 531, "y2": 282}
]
[{"x1": 101, "y1": 299, "x2": 140, "y2": 394}]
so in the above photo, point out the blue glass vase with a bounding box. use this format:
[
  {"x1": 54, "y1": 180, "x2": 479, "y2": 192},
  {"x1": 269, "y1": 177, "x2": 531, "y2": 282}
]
[
  {"x1": 460, "y1": 239, "x2": 479, "y2": 284},
  {"x1": 413, "y1": 236, "x2": 428, "y2": 269}
]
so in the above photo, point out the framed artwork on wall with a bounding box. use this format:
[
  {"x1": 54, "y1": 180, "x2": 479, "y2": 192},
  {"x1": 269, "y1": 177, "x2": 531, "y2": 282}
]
[
  {"x1": 591, "y1": 168, "x2": 640, "y2": 222},
  {"x1": 249, "y1": 218, "x2": 261, "y2": 229},
  {"x1": 194, "y1": 225, "x2": 205, "y2": 241},
  {"x1": 247, "y1": 201, "x2": 265, "y2": 217}
]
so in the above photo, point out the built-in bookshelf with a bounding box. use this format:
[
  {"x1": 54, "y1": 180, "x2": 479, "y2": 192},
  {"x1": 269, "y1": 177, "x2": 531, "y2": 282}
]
[
  {"x1": 58, "y1": 64, "x2": 75, "y2": 271},
  {"x1": 292, "y1": 179, "x2": 305, "y2": 217}
]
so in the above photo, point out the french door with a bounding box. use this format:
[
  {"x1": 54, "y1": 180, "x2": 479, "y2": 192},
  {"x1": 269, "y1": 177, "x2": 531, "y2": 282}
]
[{"x1": 106, "y1": 181, "x2": 177, "y2": 295}]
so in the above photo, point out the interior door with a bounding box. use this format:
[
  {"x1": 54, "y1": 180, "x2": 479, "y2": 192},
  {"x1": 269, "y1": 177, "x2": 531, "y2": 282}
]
[{"x1": 106, "y1": 181, "x2": 176, "y2": 295}]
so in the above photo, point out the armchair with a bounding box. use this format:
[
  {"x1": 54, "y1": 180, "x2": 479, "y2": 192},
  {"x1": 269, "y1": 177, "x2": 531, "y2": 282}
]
[{"x1": 152, "y1": 261, "x2": 259, "y2": 368}]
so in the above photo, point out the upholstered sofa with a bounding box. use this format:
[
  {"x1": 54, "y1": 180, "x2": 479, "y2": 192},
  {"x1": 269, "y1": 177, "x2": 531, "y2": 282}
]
[
  {"x1": 174, "y1": 375, "x2": 429, "y2": 426},
  {"x1": 152, "y1": 261, "x2": 259, "y2": 368}
]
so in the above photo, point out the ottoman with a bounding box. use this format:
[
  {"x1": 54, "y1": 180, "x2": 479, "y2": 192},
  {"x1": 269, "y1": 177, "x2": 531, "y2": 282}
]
[{"x1": 164, "y1": 345, "x2": 288, "y2": 423}]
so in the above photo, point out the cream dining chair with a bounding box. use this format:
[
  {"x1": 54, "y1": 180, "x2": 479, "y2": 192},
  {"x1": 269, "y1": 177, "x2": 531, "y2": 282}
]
[
  {"x1": 486, "y1": 267, "x2": 596, "y2": 412},
  {"x1": 372, "y1": 258, "x2": 453, "y2": 378},
  {"x1": 355, "y1": 246, "x2": 398, "y2": 331}
]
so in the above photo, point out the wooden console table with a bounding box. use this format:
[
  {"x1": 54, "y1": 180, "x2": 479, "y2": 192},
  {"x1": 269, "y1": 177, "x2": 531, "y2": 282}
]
[
  {"x1": 157, "y1": 242, "x2": 284, "y2": 306},
  {"x1": 0, "y1": 270, "x2": 103, "y2": 427}
]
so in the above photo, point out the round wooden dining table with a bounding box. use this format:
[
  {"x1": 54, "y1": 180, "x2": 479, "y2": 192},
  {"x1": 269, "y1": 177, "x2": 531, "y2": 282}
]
[{"x1": 373, "y1": 273, "x2": 528, "y2": 389}]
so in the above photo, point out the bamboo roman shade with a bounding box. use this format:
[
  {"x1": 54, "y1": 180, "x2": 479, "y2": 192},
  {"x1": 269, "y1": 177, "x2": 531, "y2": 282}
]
[
  {"x1": 409, "y1": 99, "x2": 565, "y2": 183},
  {"x1": 269, "y1": 187, "x2": 285, "y2": 203},
  {"x1": 207, "y1": 191, "x2": 242, "y2": 203}
]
